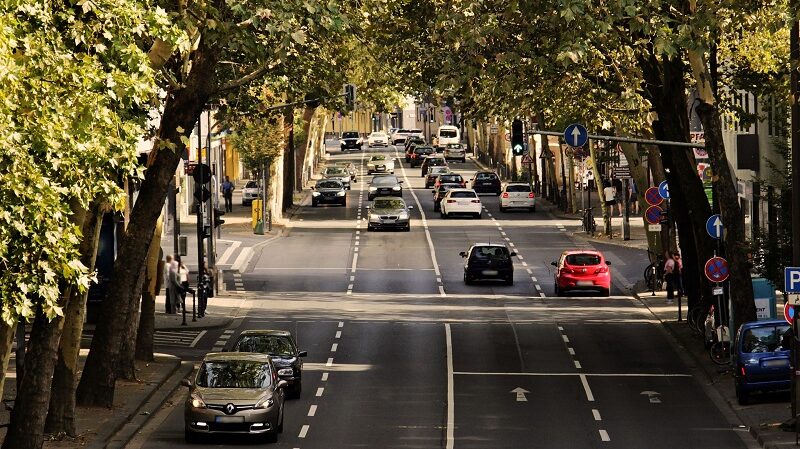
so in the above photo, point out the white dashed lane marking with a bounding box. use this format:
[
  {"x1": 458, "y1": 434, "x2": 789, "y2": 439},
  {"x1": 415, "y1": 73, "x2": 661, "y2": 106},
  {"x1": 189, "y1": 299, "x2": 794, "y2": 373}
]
[{"x1": 308, "y1": 405, "x2": 317, "y2": 417}]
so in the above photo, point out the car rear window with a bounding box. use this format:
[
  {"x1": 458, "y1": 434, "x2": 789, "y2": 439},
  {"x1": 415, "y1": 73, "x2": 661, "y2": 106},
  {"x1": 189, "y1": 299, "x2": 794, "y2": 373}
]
[
  {"x1": 565, "y1": 254, "x2": 602, "y2": 266},
  {"x1": 440, "y1": 174, "x2": 462, "y2": 182},
  {"x1": 450, "y1": 191, "x2": 477, "y2": 198},
  {"x1": 447, "y1": 144, "x2": 463, "y2": 149},
  {"x1": 741, "y1": 325, "x2": 791, "y2": 353},
  {"x1": 245, "y1": 181, "x2": 258, "y2": 188},
  {"x1": 476, "y1": 173, "x2": 498, "y2": 180},
  {"x1": 430, "y1": 167, "x2": 450, "y2": 174},
  {"x1": 471, "y1": 246, "x2": 510, "y2": 260},
  {"x1": 439, "y1": 130, "x2": 458, "y2": 138},
  {"x1": 342, "y1": 132, "x2": 359, "y2": 138},
  {"x1": 427, "y1": 159, "x2": 446, "y2": 165},
  {"x1": 415, "y1": 148, "x2": 434, "y2": 154},
  {"x1": 506, "y1": 185, "x2": 531, "y2": 192}
]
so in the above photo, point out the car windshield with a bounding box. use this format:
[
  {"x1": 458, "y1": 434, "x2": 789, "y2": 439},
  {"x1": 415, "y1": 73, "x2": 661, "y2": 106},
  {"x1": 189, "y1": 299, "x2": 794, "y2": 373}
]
[
  {"x1": 439, "y1": 130, "x2": 458, "y2": 138},
  {"x1": 439, "y1": 174, "x2": 462, "y2": 182},
  {"x1": 373, "y1": 199, "x2": 405, "y2": 209},
  {"x1": 506, "y1": 184, "x2": 531, "y2": 192},
  {"x1": 196, "y1": 361, "x2": 272, "y2": 388},
  {"x1": 399, "y1": 129, "x2": 412, "y2": 133},
  {"x1": 234, "y1": 335, "x2": 295, "y2": 356},
  {"x1": 372, "y1": 133, "x2": 386, "y2": 137},
  {"x1": 372, "y1": 177, "x2": 398, "y2": 186},
  {"x1": 325, "y1": 168, "x2": 346, "y2": 175},
  {"x1": 450, "y1": 191, "x2": 476, "y2": 198},
  {"x1": 245, "y1": 181, "x2": 258, "y2": 188},
  {"x1": 431, "y1": 167, "x2": 450, "y2": 174},
  {"x1": 342, "y1": 132, "x2": 359, "y2": 138},
  {"x1": 565, "y1": 254, "x2": 602, "y2": 266},
  {"x1": 317, "y1": 181, "x2": 342, "y2": 189},
  {"x1": 471, "y1": 246, "x2": 510, "y2": 260},
  {"x1": 741, "y1": 325, "x2": 791, "y2": 353},
  {"x1": 370, "y1": 156, "x2": 387, "y2": 161},
  {"x1": 411, "y1": 129, "x2": 422, "y2": 133}
]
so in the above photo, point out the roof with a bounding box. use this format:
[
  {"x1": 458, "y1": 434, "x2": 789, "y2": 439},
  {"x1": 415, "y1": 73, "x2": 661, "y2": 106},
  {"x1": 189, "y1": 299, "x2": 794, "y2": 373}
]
[
  {"x1": 238, "y1": 329, "x2": 293, "y2": 337},
  {"x1": 202, "y1": 352, "x2": 270, "y2": 362}
]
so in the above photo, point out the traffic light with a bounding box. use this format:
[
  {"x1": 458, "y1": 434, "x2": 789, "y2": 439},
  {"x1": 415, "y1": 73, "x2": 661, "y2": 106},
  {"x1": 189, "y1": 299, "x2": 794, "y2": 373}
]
[
  {"x1": 344, "y1": 84, "x2": 356, "y2": 108},
  {"x1": 511, "y1": 119, "x2": 524, "y2": 156},
  {"x1": 213, "y1": 209, "x2": 225, "y2": 228}
]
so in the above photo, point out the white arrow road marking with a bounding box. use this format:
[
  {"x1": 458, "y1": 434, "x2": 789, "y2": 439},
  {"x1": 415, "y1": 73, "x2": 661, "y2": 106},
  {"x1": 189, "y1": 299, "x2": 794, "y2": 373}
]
[
  {"x1": 511, "y1": 387, "x2": 529, "y2": 402},
  {"x1": 640, "y1": 390, "x2": 661, "y2": 403}
]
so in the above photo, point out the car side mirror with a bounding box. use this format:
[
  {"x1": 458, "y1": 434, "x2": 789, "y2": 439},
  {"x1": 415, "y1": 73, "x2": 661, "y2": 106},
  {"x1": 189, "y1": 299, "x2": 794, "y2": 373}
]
[
  {"x1": 408, "y1": 206, "x2": 414, "y2": 210},
  {"x1": 364, "y1": 205, "x2": 370, "y2": 209},
  {"x1": 509, "y1": 252, "x2": 517, "y2": 257},
  {"x1": 181, "y1": 379, "x2": 193, "y2": 388},
  {"x1": 399, "y1": 180, "x2": 404, "y2": 184},
  {"x1": 459, "y1": 251, "x2": 467, "y2": 258},
  {"x1": 277, "y1": 380, "x2": 289, "y2": 390},
  {"x1": 310, "y1": 186, "x2": 315, "y2": 190},
  {"x1": 606, "y1": 261, "x2": 611, "y2": 265},
  {"x1": 551, "y1": 261, "x2": 557, "y2": 266},
  {"x1": 297, "y1": 351, "x2": 308, "y2": 358}
]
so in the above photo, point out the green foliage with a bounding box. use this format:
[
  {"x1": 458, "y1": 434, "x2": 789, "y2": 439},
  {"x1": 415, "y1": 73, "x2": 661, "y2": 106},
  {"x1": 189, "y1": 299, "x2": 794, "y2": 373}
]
[{"x1": 229, "y1": 116, "x2": 284, "y2": 172}]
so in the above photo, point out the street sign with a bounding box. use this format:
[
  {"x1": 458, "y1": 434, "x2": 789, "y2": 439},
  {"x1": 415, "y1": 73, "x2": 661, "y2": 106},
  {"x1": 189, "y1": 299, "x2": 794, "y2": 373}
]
[
  {"x1": 193, "y1": 186, "x2": 211, "y2": 202},
  {"x1": 784, "y1": 302, "x2": 796, "y2": 325},
  {"x1": 786, "y1": 267, "x2": 800, "y2": 293},
  {"x1": 712, "y1": 287, "x2": 724, "y2": 295},
  {"x1": 704, "y1": 256, "x2": 730, "y2": 283},
  {"x1": 490, "y1": 124, "x2": 499, "y2": 134},
  {"x1": 564, "y1": 123, "x2": 588, "y2": 148},
  {"x1": 648, "y1": 224, "x2": 662, "y2": 232},
  {"x1": 705, "y1": 214, "x2": 723, "y2": 239},
  {"x1": 521, "y1": 154, "x2": 534, "y2": 164},
  {"x1": 645, "y1": 205, "x2": 663, "y2": 225},
  {"x1": 645, "y1": 187, "x2": 663, "y2": 206},
  {"x1": 612, "y1": 167, "x2": 631, "y2": 178},
  {"x1": 192, "y1": 162, "x2": 212, "y2": 184},
  {"x1": 658, "y1": 180, "x2": 670, "y2": 200}
]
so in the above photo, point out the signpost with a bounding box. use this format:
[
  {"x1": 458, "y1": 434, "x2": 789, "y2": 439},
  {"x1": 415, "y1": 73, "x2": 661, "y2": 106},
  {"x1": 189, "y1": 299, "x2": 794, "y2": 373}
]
[
  {"x1": 704, "y1": 256, "x2": 730, "y2": 283},
  {"x1": 706, "y1": 214, "x2": 723, "y2": 239},
  {"x1": 645, "y1": 205, "x2": 662, "y2": 232},
  {"x1": 564, "y1": 124, "x2": 588, "y2": 148},
  {"x1": 645, "y1": 187, "x2": 663, "y2": 206},
  {"x1": 521, "y1": 154, "x2": 534, "y2": 164},
  {"x1": 786, "y1": 302, "x2": 796, "y2": 325},
  {"x1": 786, "y1": 267, "x2": 800, "y2": 293},
  {"x1": 658, "y1": 180, "x2": 670, "y2": 200}
]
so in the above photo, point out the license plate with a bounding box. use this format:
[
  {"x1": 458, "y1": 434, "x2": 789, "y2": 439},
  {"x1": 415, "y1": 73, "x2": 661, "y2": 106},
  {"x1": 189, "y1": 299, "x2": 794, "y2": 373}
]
[
  {"x1": 577, "y1": 281, "x2": 594, "y2": 286},
  {"x1": 383, "y1": 219, "x2": 396, "y2": 224},
  {"x1": 215, "y1": 416, "x2": 244, "y2": 423},
  {"x1": 482, "y1": 270, "x2": 498, "y2": 276},
  {"x1": 763, "y1": 359, "x2": 788, "y2": 368}
]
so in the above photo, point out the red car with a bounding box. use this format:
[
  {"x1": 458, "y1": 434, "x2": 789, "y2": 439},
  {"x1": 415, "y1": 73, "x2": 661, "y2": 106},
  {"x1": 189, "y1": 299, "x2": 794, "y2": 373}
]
[{"x1": 551, "y1": 250, "x2": 611, "y2": 296}]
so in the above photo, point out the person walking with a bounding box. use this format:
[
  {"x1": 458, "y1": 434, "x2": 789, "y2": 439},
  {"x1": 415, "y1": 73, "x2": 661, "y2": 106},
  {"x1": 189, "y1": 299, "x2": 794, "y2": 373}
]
[
  {"x1": 613, "y1": 178, "x2": 624, "y2": 217},
  {"x1": 178, "y1": 259, "x2": 190, "y2": 311},
  {"x1": 673, "y1": 253, "x2": 684, "y2": 300},
  {"x1": 628, "y1": 181, "x2": 640, "y2": 214},
  {"x1": 167, "y1": 257, "x2": 182, "y2": 314},
  {"x1": 221, "y1": 176, "x2": 234, "y2": 213},
  {"x1": 163, "y1": 255, "x2": 174, "y2": 313},
  {"x1": 663, "y1": 252, "x2": 676, "y2": 304},
  {"x1": 602, "y1": 180, "x2": 616, "y2": 215}
]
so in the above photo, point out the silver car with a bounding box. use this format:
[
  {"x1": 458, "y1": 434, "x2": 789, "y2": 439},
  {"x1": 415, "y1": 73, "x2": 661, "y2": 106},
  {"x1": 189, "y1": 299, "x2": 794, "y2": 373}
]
[
  {"x1": 443, "y1": 143, "x2": 467, "y2": 163},
  {"x1": 183, "y1": 352, "x2": 286, "y2": 443},
  {"x1": 322, "y1": 167, "x2": 351, "y2": 189},
  {"x1": 241, "y1": 180, "x2": 261, "y2": 206},
  {"x1": 367, "y1": 197, "x2": 413, "y2": 232}
]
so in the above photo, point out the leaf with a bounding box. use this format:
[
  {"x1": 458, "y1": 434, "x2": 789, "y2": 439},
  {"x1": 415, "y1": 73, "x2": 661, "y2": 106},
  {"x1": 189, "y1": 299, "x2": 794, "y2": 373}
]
[{"x1": 291, "y1": 30, "x2": 307, "y2": 45}]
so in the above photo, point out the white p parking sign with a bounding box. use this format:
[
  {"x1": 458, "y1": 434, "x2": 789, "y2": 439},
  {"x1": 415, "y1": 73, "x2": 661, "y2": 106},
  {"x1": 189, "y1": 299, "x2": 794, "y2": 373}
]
[{"x1": 786, "y1": 267, "x2": 800, "y2": 293}]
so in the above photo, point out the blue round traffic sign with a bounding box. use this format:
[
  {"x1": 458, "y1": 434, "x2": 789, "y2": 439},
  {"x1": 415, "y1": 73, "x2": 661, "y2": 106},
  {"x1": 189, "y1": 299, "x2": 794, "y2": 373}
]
[
  {"x1": 658, "y1": 180, "x2": 670, "y2": 200},
  {"x1": 645, "y1": 205, "x2": 663, "y2": 225},
  {"x1": 705, "y1": 214, "x2": 723, "y2": 239},
  {"x1": 704, "y1": 256, "x2": 729, "y2": 283},
  {"x1": 564, "y1": 124, "x2": 588, "y2": 148}
]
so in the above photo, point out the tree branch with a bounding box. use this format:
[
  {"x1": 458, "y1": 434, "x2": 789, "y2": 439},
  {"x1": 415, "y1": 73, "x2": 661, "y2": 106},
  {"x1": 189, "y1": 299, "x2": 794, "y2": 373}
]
[{"x1": 214, "y1": 63, "x2": 272, "y2": 94}]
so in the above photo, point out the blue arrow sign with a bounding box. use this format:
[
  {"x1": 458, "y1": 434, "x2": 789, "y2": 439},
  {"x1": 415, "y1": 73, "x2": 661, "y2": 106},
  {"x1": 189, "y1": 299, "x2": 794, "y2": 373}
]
[
  {"x1": 564, "y1": 124, "x2": 588, "y2": 148},
  {"x1": 705, "y1": 214, "x2": 723, "y2": 239},
  {"x1": 786, "y1": 267, "x2": 800, "y2": 293},
  {"x1": 658, "y1": 180, "x2": 670, "y2": 200}
]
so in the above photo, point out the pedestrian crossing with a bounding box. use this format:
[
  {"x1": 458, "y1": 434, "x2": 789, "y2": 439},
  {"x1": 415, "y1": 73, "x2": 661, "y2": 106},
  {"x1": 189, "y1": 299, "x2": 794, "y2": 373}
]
[{"x1": 77, "y1": 329, "x2": 207, "y2": 348}]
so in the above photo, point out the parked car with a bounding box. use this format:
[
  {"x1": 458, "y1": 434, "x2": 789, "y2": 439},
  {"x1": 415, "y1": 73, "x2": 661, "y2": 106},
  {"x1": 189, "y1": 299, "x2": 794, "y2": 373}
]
[
  {"x1": 434, "y1": 173, "x2": 466, "y2": 190},
  {"x1": 340, "y1": 131, "x2": 362, "y2": 151},
  {"x1": 366, "y1": 155, "x2": 395, "y2": 175},
  {"x1": 551, "y1": 250, "x2": 611, "y2": 296},
  {"x1": 410, "y1": 146, "x2": 436, "y2": 168},
  {"x1": 500, "y1": 182, "x2": 536, "y2": 212},
  {"x1": 322, "y1": 166, "x2": 351, "y2": 189},
  {"x1": 425, "y1": 166, "x2": 451, "y2": 188},
  {"x1": 443, "y1": 143, "x2": 467, "y2": 162},
  {"x1": 182, "y1": 352, "x2": 286, "y2": 443},
  {"x1": 460, "y1": 243, "x2": 516, "y2": 285},
  {"x1": 421, "y1": 156, "x2": 447, "y2": 176},
  {"x1": 734, "y1": 320, "x2": 791, "y2": 405},
  {"x1": 241, "y1": 180, "x2": 261, "y2": 206},
  {"x1": 368, "y1": 175, "x2": 403, "y2": 200},
  {"x1": 367, "y1": 132, "x2": 389, "y2": 147},
  {"x1": 470, "y1": 171, "x2": 501, "y2": 195},
  {"x1": 366, "y1": 197, "x2": 413, "y2": 232},
  {"x1": 231, "y1": 330, "x2": 307, "y2": 399},
  {"x1": 432, "y1": 183, "x2": 461, "y2": 211},
  {"x1": 440, "y1": 188, "x2": 482, "y2": 219},
  {"x1": 333, "y1": 161, "x2": 357, "y2": 181},
  {"x1": 311, "y1": 179, "x2": 347, "y2": 207}
]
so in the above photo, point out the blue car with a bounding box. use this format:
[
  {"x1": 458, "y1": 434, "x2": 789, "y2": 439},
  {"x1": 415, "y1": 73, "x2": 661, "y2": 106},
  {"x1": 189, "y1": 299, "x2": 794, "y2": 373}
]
[{"x1": 734, "y1": 319, "x2": 791, "y2": 405}]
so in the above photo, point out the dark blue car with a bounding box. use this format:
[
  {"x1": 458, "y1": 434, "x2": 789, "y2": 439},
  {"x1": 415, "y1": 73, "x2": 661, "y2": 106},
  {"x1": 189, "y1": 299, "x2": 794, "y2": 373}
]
[{"x1": 734, "y1": 319, "x2": 791, "y2": 405}]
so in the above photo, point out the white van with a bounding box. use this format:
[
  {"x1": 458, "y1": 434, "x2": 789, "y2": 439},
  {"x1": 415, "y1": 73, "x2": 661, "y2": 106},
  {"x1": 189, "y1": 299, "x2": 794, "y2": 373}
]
[{"x1": 435, "y1": 125, "x2": 460, "y2": 150}]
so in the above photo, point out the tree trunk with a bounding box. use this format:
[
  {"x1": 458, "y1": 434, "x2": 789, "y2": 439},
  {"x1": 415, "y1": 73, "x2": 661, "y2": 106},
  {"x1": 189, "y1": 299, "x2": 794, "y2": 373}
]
[
  {"x1": 117, "y1": 263, "x2": 145, "y2": 380},
  {"x1": 282, "y1": 109, "x2": 295, "y2": 211},
  {"x1": 135, "y1": 216, "x2": 164, "y2": 362},
  {"x1": 45, "y1": 203, "x2": 103, "y2": 436},
  {"x1": 2, "y1": 307, "x2": 65, "y2": 449},
  {"x1": 296, "y1": 106, "x2": 317, "y2": 190},
  {"x1": 76, "y1": 35, "x2": 220, "y2": 408},
  {"x1": 0, "y1": 320, "x2": 16, "y2": 397}
]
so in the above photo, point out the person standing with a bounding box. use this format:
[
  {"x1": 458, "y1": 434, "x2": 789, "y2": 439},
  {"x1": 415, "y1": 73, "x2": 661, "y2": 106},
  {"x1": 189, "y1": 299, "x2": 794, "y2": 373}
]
[
  {"x1": 602, "y1": 180, "x2": 616, "y2": 216},
  {"x1": 613, "y1": 178, "x2": 624, "y2": 217},
  {"x1": 178, "y1": 259, "x2": 190, "y2": 311},
  {"x1": 663, "y1": 252, "x2": 676, "y2": 304},
  {"x1": 221, "y1": 176, "x2": 234, "y2": 213},
  {"x1": 628, "y1": 181, "x2": 640, "y2": 214},
  {"x1": 673, "y1": 253, "x2": 684, "y2": 300},
  {"x1": 163, "y1": 255, "x2": 174, "y2": 313},
  {"x1": 167, "y1": 257, "x2": 182, "y2": 314}
]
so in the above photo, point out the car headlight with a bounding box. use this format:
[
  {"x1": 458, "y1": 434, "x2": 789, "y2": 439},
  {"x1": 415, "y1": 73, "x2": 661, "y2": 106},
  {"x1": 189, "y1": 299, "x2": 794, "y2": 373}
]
[
  {"x1": 278, "y1": 368, "x2": 294, "y2": 376},
  {"x1": 312, "y1": 191, "x2": 320, "y2": 196},
  {"x1": 392, "y1": 186, "x2": 401, "y2": 191},
  {"x1": 399, "y1": 212, "x2": 409, "y2": 220},
  {"x1": 369, "y1": 214, "x2": 381, "y2": 221},
  {"x1": 254, "y1": 396, "x2": 275, "y2": 409},
  {"x1": 369, "y1": 187, "x2": 377, "y2": 191},
  {"x1": 190, "y1": 394, "x2": 206, "y2": 409},
  {"x1": 336, "y1": 191, "x2": 346, "y2": 197}
]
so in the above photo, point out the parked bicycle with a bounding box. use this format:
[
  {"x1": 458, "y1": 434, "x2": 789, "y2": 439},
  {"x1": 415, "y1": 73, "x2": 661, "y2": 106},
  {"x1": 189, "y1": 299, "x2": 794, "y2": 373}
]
[
  {"x1": 703, "y1": 304, "x2": 730, "y2": 365},
  {"x1": 581, "y1": 208, "x2": 597, "y2": 235},
  {"x1": 643, "y1": 250, "x2": 664, "y2": 292}
]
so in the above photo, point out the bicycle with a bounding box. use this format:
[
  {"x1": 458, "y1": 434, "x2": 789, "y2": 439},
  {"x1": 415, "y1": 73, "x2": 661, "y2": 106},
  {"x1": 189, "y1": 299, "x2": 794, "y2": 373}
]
[
  {"x1": 581, "y1": 208, "x2": 597, "y2": 235},
  {"x1": 643, "y1": 251, "x2": 664, "y2": 292},
  {"x1": 687, "y1": 304, "x2": 707, "y2": 335},
  {"x1": 705, "y1": 304, "x2": 730, "y2": 365}
]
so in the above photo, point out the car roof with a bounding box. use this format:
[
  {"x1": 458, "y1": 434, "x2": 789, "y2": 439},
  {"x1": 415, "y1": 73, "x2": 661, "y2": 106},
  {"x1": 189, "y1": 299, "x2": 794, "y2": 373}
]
[
  {"x1": 471, "y1": 243, "x2": 508, "y2": 248},
  {"x1": 446, "y1": 188, "x2": 475, "y2": 193},
  {"x1": 238, "y1": 329, "x2": 293, "y2": 338},
  {"x1": 202, "y1": 352, "x2": 270, "y2": 362},
  {"x1": 562, "y1": 250, "x2": 604, "y2": 256},
  {"x1": 505, "y1": 182, "x2": 529, "y2": 185},
  {"x1": 741, "y1": 319, "x2": 790, "y2": 329}
]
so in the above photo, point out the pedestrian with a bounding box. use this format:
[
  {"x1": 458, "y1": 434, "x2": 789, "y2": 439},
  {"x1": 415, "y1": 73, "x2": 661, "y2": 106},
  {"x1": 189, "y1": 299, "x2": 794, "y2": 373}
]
[
  {"x1": 167, "y1": 257, "x2": 182, "y2": 314},
  {"x1": 673, "y1": 253, "x2": 684, "y2": 300},
  {"x1": 628, "y1": 181, "x2": 640, "y2": 214},
  {"x1": 602, "y1": 180, "x2": 616, "y2": 215},
  {"x1": 178, "y1": 259, "x2": 190, "y2": 311},
  {"x1": 163, "y1": 254, "x2": 174, "y2": 313},
  {"x1": 613, "y1": 178, "x2": 624, "y2": 217},
  {"x1": 663, "y1": 252, "x2": 676, "y2": 303},
  {"x1": 221, "y1": 176, "x2": 234, "y2": 213}
]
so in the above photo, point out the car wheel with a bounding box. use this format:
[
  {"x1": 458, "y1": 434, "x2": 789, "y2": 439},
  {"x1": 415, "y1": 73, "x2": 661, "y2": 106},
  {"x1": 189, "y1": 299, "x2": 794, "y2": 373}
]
[
  {"x1": 264, "y1": 430, "x2": 278, "y2": 443},
  {"x1": 340, "y1": 200, "x2": 347, "y2": 207},
  {"x1": 464, "y1": 273, "x2": 472, "y2": 285},
  {"x1": 495, "y1": 190, "x2": 501, "y2": 196},
  {"x1": 440, "y1": 210, "x2": 446, "y2": 219},
  {"x1": 184, "y1": 427, "x2": 200, "y2": 444},
  {"x1": 433, "y1": 204, "x2": 440, "y2": 212},
  {"x1": 404, "y1": 225, "x2": 411, "y2": 232},
  {"x1": 476, "y1": 212, "x2": 482, "y2": 219},
  {"x1": 367, "y1": 224, "x2": 374, "y2": 231},
  {"x1": 600, "y1": 288, "x2": 610, "y2": 297},
  {"x1": 505, "y1": 276, "x2": 513, "y2": 286},
  {"x1": 554, "y1": 284, "x2": 560, "y2": 296},
  {"x1": 461, "y1": 158, "x2": 466, "y2": 163},
  {"x1": 531, "y1": 206, "x2": 536, "y2": 212},
  {"x1": 500, "y1": 206, "x2": 506, "y2": 212}
]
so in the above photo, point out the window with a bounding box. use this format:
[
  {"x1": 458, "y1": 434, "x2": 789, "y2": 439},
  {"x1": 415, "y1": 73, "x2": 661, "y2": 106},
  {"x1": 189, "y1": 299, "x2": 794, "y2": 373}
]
[
  {"x1": 234, "y1": 336, "x2": 295, "y2": 356},
  {"x1": 342, "y1": 132, "x2": 359, "y2": 138},
  {"x1": 197, "y1": 361, "x2": 272, "y2": 388},
  {"x1": 506, "y1": 185, "x2": 531, "y2": 192},
  {"x1": 450, "y1": 191, "x2": 477, "y2": 198},
  {"x1": 476, "y1": 173, "x2": 497, "y2": 180},
  {"x1": 317, "y1": 181, "x2": 342, "y2": 189},
  {"x1": 471, "y1": 246, "x2": 510, "y2": 260},
  {"x1": 373, "y1": 199, "x2": 405, "y2": 209},
  {"x1": 565, "y1": 254, "x2": 601, "y2": 266},
  {"x1": 741, "y1": 325, "x2": 791, "y2": 353},
  {"x1": 439, "y1": 130, "x2": 458, "y2": 138}
]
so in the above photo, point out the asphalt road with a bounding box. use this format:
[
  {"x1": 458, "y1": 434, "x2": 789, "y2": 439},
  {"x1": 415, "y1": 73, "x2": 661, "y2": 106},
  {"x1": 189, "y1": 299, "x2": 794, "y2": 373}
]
[{"x1": 129, "y1": 143, "x2": 754, "y2": 449}]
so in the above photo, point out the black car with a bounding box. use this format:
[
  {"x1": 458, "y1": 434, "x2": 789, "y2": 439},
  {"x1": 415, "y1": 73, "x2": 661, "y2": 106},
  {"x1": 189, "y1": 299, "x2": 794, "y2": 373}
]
[
  {"x1": 460, "y1": 244, "x2": 516, "y2": 285},
  {"x1": 432, "y1": 183, "x2": 461, "y2": 211},
  {"x1": 470, "y1": 171, "x2": 501, "y2": 195},
  {"x1": 404, "y1": 138, "x2": 426, "y2": 162},
  {"x1": 340, "y1": 131, "x2": 361, "y2": 151},
  {"x1": 311, "y1": 179, "x2": 347, "y2": 207},
  {"x1": 410, "y1": 146, "x2": 436, "y2": 167},
  {"x1": 421, "y1": 156, "x2": 447, "y2": 176},
  {"x1": 367, "y1": 197, "x2": 413, "y2": 232},
  {"x1": 368, "y1": 175, "x2": 403, "y2": 200},
  {"x1": 231, "y1": 329, "x2": 308, "y2": 398}
]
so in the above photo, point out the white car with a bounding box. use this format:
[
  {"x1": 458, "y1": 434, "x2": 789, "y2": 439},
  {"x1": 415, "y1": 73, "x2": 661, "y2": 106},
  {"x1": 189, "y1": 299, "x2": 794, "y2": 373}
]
[
  {"x1": 388, "y1": 128, "x2": 399, "y2": 141},
  {"x1": 241, "y1": 180, "x2": 261, "y2": 206},
  {"x1": 440, "y1": 188, "x2": 482, "y2": 219},
  {"x1": 367, "y1": 132, "x2": 389, "y2": 147},
  {"x1": 367, "y1": 155, "x2": 395, "y2": 175},
  {"x1": 500, "y1": 183, "x2": 536, "y2": 212},
  {"x1": 435, "y1": 125, "x2": 460, "y2": 150},
  {"x1": 322, "y1": 167, "x2": 351, "y2": 189}
]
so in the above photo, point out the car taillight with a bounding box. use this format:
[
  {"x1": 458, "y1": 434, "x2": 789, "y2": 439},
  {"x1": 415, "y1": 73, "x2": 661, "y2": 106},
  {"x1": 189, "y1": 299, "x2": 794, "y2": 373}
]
[
  {"x1": 595, "y1": 267, "x2": 608, "y2": 274},
  {"x1": 740, "y1": 365, "x2": 746, "y2": 376},
  {"x1": 561, "y1": 268, "x2": 572, "y2": 274},
  {"x1": 471, "y1": 199, "x2": 481, "y2": 203},
  {"x1": 447, "y1": 199, "x2": 456, "y2": 203},
  {"x1": 502, "y1": 192, "x2": 509, "y2": 198},
  {"x1": 528, "y1": 192, "x2": 535, "y2": 198}
]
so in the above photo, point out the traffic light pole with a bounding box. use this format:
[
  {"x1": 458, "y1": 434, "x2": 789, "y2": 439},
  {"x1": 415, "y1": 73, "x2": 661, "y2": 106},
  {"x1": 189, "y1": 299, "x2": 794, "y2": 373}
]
[
  {"x1": 195, "y1": 115, "x2": 206, "y2": 287},
  {"x1": 206, "y1": 109, "x2": 216, "y2": 296}
]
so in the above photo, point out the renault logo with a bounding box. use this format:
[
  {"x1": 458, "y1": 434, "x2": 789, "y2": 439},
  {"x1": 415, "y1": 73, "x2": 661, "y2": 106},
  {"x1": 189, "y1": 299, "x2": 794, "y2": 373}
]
[{"x1": 225, "y1": 403, "x2": 236, "y2": 415}]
